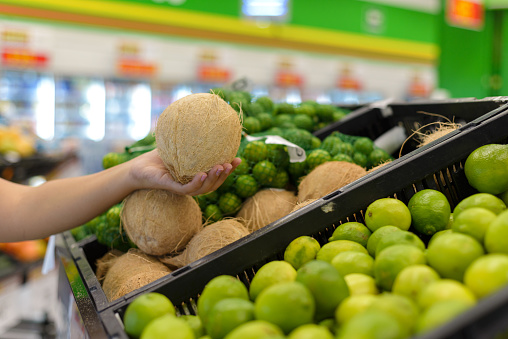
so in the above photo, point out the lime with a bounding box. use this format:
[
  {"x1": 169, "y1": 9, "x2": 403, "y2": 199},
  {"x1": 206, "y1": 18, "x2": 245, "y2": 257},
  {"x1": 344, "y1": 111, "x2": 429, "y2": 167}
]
[
  {"x1": 257, "y1": 113, "x2": 273, "y2": 131},
  {"x1": 288, "y1": 161, "x2": 307, "y2": 182},
  {"x1": 369, "y1": 149, "x2": 392, "y2": 167},
  {"x1": 249, "y1": 261, "x2": 297, "y2": 301},
  {"x1": 311, "y1": 137, "x2": 321, "y2": 150},
  {"x1": 373, "y1": 244, "x2": 426, "y2": 291},
  {"x1": 417, "y1": 279, "x2": 476, "y2": 310},
  {"x1": 344, "y1": 273, "x2": 379, "y2": 295},
  {"x1": 275, "y1": 103, "x2": 295, "y2": 115},
  {"x1": 247, "y1": 102, "x2": 264, "y2": 116},
  {"x1": 243, "y1": 141, "x2": 268, "y2": 163},
  {"x1": 415, "y1": 300, "x2": 473, "y2": 335},
  {"x1": 124, "y1": 292, "x2": 175, "y2": 338},
  {"x1": 273, "y1": 114, "x2": 293, "y2": 127},
  {"x1": 234, "y1": 157, "x2": 250, "y2": 176},
  {"x1": 204, "y1": 204, "x2": 223, "y2": 222},
  {"x1": 293, "y1": 114, "x2": 314, "y2": 131},
  {"x1": 243, "y1": 117, "x2": 262, "y2": 134},
  {"x1": 179, "y1": 315, "x2": 204, "y2": 338},
  {"x1": 316, "y1": 240, "x2": 368, "y2": 263},
  {"x1": 295, "y1": 103, "x2": 317, "y2": 118},
  {"x1": 252, "y1": 160, "x2": 278, "y2": 186},
  {"x1": 284, "y1": 236, "x2": 321, "y2": 270},
  {"x1": 353, "y1": 152, "x2": 369, "y2": 168},
  {"x1": 331, "y1": 251, "x2": 374, "y2": 277},
  {"x1": 484, "y1": 210, "x2": 508, "y2": 254},
  {"x1": 140, "y1": 314, "x2": 194, "y2": 339},
  {"x1": 287, "y1": 324, "x2": 334, "y2": 339},
  {"x1": 106, "y1": 204, "x2": 122, "y2": 228},
  {"x1": 102, "y1": 152, "x2": 129, "y2": 169},
  {"x1": 375, "y1": 230, "x2": 425, "y2": 257},
  {"x1": 499, "y1": 189, "x2": 508, "y2": 206},
  {"x1": 392, "y1": 265, "x2": 440, "y2": 302},
  {"x1": 452, "y1": 207, "x2": 496, "y2": 243},
  {"x1": 464, "y1": 253, "x2": 508, "y2": 298},
  {"x1": 331, "y1": 142, "x2": 354, "y2": 157},
  {"x1": 316, "y1": 104, "x2": 335, "y2": 122},
  {"x1": 426, "y1": 232, "x2": 484, "y2": 281},
  {"x1": 464, "y1": 144, "x2": 508, "y2": 194},
  {"x1": 365, "y1": 198, "x2": 412, "y2": 232},
  {"x1": 271, "y1": 170, "x2": 289, "y2": 189},
  {"x1": 218, "y1": 192, "x2": 243, "y2": 215},
  {"x1": 328, "y1": 222, "x2": 371, "y2": 247},
  {"x1": 332, "y1": 153, "x2": 354, "y2": 163},
  {"x1": 408, "y1": 189, "x2": 451, "y2": 236},
  {"x1": 223, "y1": 320, "x2": 284, "y2": 339},
  {"x1": 306, "y1": 149, "x2": 332, "y2": 172},
  {"x1": 295, "y1": 260, "x2": 350, "y2": 320},
  {"x1": 333, "y1": 111, "x2": 347, "y2": 121},
  {"x1": 354, "y1": 137, "x2": 374, "y2": 156},
  {"x1": 197, "y1": 275, "x2": 249, "y2": 327},
  {"x1": 366, "y1": 226, "x2": 403, "y2": 257},
  {"x1": 217, "y1": 174, "x2": 236, "y2": 194},
  {"x1": 453, "y1": 193, "x2": 507, "y2": 219},
  {"x1": 336, "y1": 310, "x2": 404, "y2": 339},
  {"x1": 267, "y1": 144, "x2": 289, "y2": 169},
  {"x1": 254, "y1": 281, "x2": 315, "y2": 334},
  {"x1": 206, "y1": 298, "x2": 255, "y2": 339},
  {"x1": 427, "y1": 229, "x2": 453, "y2": 248},
  {"x1": 335, "y1": 294, "x2": 378, "y2": 325},
  {"x1": 320, "y1": 136, "x2": 343, "y2": 155},
  {"x1": 234, "y1": 175, "x2": 259, "y2": 198},
  {"x1": 369, "y1": 293, "x2": 419, "y2": 338},
  {"x1": 204, "y1": 190, "x2": 220, "y2": 203},
  {"x1": 255, "y1": 96, "x2": 274, "y2": 112}
]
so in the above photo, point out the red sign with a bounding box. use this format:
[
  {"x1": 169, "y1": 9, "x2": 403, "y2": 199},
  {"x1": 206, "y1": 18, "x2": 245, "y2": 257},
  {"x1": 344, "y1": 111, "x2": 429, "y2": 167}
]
[
  {"x1": 446, "y1": 0, "x2": 484, "y2": 30},
  {"x1": 118, "y1": 59, "x2": 157, "y2": 77},
  {"x1": 275, "y1": 71, "x2": 303, "y2": 87},
  {"x1": 197, "y1": 65, "x2": 231, "y2": 83},
  {"x1": 1, "y1": 48, "x2": 48, "y2": 68}
]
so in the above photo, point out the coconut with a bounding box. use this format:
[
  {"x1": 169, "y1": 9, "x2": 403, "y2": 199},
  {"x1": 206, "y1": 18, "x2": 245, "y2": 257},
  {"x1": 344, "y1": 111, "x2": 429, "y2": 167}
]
[
  {"x1": 366, "y1": 160, "x2": 392, "y2": 174},
  {"x1": 160, "y1": 218, "x2": 250, "y2": 269},
  {"x1": 155, "y1": 93, "x2": 242, "y2": 184},
  {"x1": 297, "y1": 161, "x2": 367, "y2": 203},
  {"x1": 98, "y1": 249, "x2": 171, "y2": 302},
  {"x1": 290, "y1": 199, "x2": 317, "y2": 213},
  {"x1": 121, "y1": 189, "x2": 203, "y2": 256},
  {"x1": 236, "y1": 189, "x2": 297, "y2": 232}
]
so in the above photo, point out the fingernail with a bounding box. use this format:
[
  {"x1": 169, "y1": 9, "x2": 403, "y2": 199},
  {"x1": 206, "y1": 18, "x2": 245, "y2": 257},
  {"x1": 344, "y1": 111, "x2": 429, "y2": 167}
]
[
  {"x1": 225, "y1": 166, "x2": 232, "y2": 175},
  {"x1": 201, "y1": 174, "x2": 207, "y2": 182},
  {"x1": 216, "y1": 169, "x2": 223, "y2": 176}
]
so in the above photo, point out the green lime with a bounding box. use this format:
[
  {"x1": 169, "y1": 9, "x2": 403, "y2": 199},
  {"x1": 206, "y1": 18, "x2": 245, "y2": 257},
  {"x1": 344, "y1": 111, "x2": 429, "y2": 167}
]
[
  {"x1": 224, "y1": 320, "x2": 283, "y2": 339},
  {"x1": 204, "y1": 204, "x2": 223, "y2": 222},
  {"x1": 271, "y1": 170, "x2": 289, "y2": 189},
  {"x1": 333, "y1": 111, "x2": 347, "y2": 121},
  {"x1": 426, "y1": 232, "x2": 484, "y2": 281},
  {"x1": 206, "y1": 298, "x2": 255, "y2": 339},
  {"x1": 140, "y1": 314, "x2": 193, "y2": 339},
  {"x1": 217, "y1": 174, "x2": 236, "y2": 193},
  {"x1": 296, "y1": 260, "x2": 350, "y2": 321},
  {"x1": 234, "y1": 157, "x2": 250, "y2": 176},
  {"x1": 124, "y1": 292, "x2": 175, "y2": 338},
  {"x1": 288, "y1": 161, "x2": 307, "y2": 182},
  {"x1": 315, "y1": 104, "x2": 335, "y2": 122},
  {"x1": 365, "y1": 198, "x2": 412, "y2": 232},
  {"x1": 102, "y1": 152, "x2": 130, "y2": 169},
  {"x1": 267, "y1": 144, "x2": 289, "y2": 169},
  {"x1": 335, "y1": 294, "x2": 378, "y2": 325},
  {"x1": 293, "y1": 114, "x2": 314, "y2": 131},
  {"x1": 256, "y1": 113, "x2": 273, "y2": 131},
  {"x1": 255, "y1": 96, "x2": 274, "y2": 112},
  {"x1": 336, "y1": 310, "x2": 403, "y2": 339},
  {"x1": 331, "y1": 251, "x2": 374, "y2": 277},
  {"x1": 375, "y1": 230, "x2": 425, "y2": 257},
  {"x1": 243, "y1": 141, "x2": 268, "y2": 163},
  {"x1": 320, "y1": 136, "x2": 343, "y2": 155},
  {"x1": 306, "y1": 149, "x2": 331, "y2": 172},
  {"x1": 316, "y1": 240, "x2": 369, "y2": 263},
  {"x1": 249, "y1": 261, "x2": 297, "y2": 301},
  {"x1": 252, "y1": 160, "x2": 278, "y2": 186},
  {"x1": 354, "y1": 137, "x2": 374, "y2": 156},
  {"x1": 499, "y1": 189, "x2": 508, "y2": 206},
  {"x1": 485, "y1": 210, "x2": 508, "y2": 254},
  {"x1": 243, "y1": 117, "x2": 262, "y2": 134},
  {"x1": 106, "y1": 204, "x2": 122, "y2": 228},
  {"x1": 197, "y1": 275, "x2": 250, "y2": 327},
  {"x1": 368, "y1": 149, "x2": 392, "y2": 167},
  {"x1": 329, "y1": 222, "x2": 372, "y2": 247},
  {"x1": 284, "y1": 236, "x2": 321, "y2": 270},
  {"x1": 273, "y1": 114, "x2": 293, "y2": 127},
  {"x1": 392, "y1": 265, "x2": 440, "y2": 302},
  {"x1": 415, "y1": 300, "x2": 473, "y2": 335},
  {"x1": 464, "y1": 144, "x2": 508, "y2": 194},
  {"x1": 353, "y1": 152, "x2": 368, "y2": 167},
  {"x1": 428, "y1": 229, "x2": 453, "y2": 248},
  {"x1": 366, "y1": 226, "x2": 403, "y2": 257},
  {"x1": 254, "y1": 281, "x2": 315, "y2": 334},
  {"x1": 344, "y1": 273, "x2": 379, "y2": 295},
  {"x1": 332, "y1": 153, "x2": 354, "y2": 163},
  {"x1": 369, "y1": 292, "x2": 419, "y2": 338},
  {"x1": 452, "y1": 207, "x2": 496, "y2": 243},
  {"x1": 464, "y1": 253, "x2": 508, "y2": 298},
  {"x1": 295, "y1": 104, "x2": 317, "y2": 118},
  {"x1": 287, "y1": 324, "x2": 334, "y2": 339},
  {"x1": 453, "y1": 193, "x2": 506, "y2": 219},
  {"x1": 311, "y1": 137, "x2": 321, "y2": 150},
  {"x1": 218, "y1": 192, "x2": 243, "y2": 215},
  {"x1": 234, "y1": 175, "x2": 259, "y2": 198},
  {"x1": 408, "y1": 189, "x2": 451, "y2": 236},
  {"x1": 179, "y1": 315, "x2": 204, "y2": 338},
  {"x1": 331, "y1": 143, "x2": 354, "y2": 157},
  {"x1": 204, "y1": 190, "x2": 220, "y2": 203},
  {"x1": 374, "y1": 244, "x2": 426, "y2": 291},
  {"x1": 417, "y1": 279, "x2": 476, "y2": 310}
]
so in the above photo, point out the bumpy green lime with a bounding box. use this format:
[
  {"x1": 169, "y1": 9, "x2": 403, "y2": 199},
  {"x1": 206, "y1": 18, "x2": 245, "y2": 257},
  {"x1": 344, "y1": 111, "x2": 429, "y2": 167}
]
[
  {"x1": 204, "y1": 204, "x2": 223, "y2": 222},
  {"x1": 332, "y1": 153, "x2": 354, "y2": 163},
  {"x1": 218, "y1": 192, "x2": 243, "y2": 215},
  {"x1": 320, "y1": 136, "x2": 343, "y2": 154},
  {"x1": 306, "y1": 149, "x2": 331, "y2": 172},
  {"x1": 235, "y1": 175, "x2": 259, "y2": 198},
  {"x1": 271, "y1": 170, "x2": 289, "y2": 189},
  {"x1": 243, "y1": 141, "x2": 268, "y2": 163},
  {"x1": 331, "y1": 143, "x2": 354, "y2": 157},
  {"x1": 252, "y1": 160, "x2": 278, "y2": 186},
  {"x1": 243, "y1": 117, "x2": 262, "y2": 134},
  {"x1": 354, "y1": 138, "x2": 375, "y2": 156}
]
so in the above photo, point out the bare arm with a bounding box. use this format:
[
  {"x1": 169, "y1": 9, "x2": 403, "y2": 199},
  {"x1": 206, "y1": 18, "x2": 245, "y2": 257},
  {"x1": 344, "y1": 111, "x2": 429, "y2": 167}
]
[{"x1": 0, "y1": 149, "x2": 241, "y2": 242}]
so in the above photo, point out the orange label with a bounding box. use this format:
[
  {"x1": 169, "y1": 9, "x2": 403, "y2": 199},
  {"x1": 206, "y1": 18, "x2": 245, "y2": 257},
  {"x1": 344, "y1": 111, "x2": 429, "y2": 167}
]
[
  {"x1": 447, "y1": 0, "x2": 484, "y2": 30},
  {"x1": 1, "y1": 48, "x2": 48, "y2": 68},
  {"x1": 197, "y1": 65, "x2": 231, "y2": 83},
  {"x1": 118, "y1": 59, "x2": 157, "y2": 77},
  {"x1": 275, "y1": 71, "x2": 303, "y2": 87}
]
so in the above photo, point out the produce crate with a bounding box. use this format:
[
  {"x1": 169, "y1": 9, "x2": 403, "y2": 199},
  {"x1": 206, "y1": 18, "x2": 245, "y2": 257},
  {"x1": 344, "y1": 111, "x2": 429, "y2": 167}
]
[{"x1": 94, "y1": 103, "x2": 508, "y2": 339}]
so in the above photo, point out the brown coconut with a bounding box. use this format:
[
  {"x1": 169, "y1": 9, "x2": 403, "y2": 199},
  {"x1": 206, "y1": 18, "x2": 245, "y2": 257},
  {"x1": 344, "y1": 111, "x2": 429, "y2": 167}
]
[
  {"x1": 236, "y1": 189, "x2": 297, "y2": 233},
  {"x1": 290, "y1": 199, "x2": 318, "y2": 213},
  {"x1": 121, "y1": 189, "x2": 203, "y2": 256},
  {"x1": 98, "y1": 249, "x2": 171, "y2": 302},
  {"x1": 160, "y1": 218, "x2": 250, "y2": 269},
  {"x1": 155, "y1": 93, "x2": 242, "y2": 184},
  {"x1": 297, "y1": 161, "x2": 367, "y2": 203}
]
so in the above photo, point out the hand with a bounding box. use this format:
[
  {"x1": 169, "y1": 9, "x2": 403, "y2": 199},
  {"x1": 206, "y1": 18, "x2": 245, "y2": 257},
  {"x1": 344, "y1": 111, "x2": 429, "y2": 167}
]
[{"x1": 128, "y1": 149, "x2": 241, "y2": 196}]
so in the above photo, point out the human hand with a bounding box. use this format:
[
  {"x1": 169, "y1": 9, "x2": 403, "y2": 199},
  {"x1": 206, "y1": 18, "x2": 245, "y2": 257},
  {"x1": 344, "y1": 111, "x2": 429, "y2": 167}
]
[{"x1": 128, "y1": 149, "x2": 241, "y2": 196}]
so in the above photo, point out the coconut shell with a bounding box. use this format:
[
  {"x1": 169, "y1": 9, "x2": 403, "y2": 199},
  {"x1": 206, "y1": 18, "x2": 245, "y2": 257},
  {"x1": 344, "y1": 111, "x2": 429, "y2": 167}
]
[
  {"x1": 236, "y1": 189, "x2": 297, "y2": 232},
  {"x1": 297, "y1": 161, "x2": 367, "y2": 203},
  {"x1": 121, "y1": 189, "x2": 203, "y2": 256},
  {"x1": 155, "y1": 93, "x2": 242, "y2": 184},
  {"x1": 99, "y1": 249, "x2": 171, "y2": 302},
  {"x1": 160, "y1": 218, "x2": 250, "y2": 269}
]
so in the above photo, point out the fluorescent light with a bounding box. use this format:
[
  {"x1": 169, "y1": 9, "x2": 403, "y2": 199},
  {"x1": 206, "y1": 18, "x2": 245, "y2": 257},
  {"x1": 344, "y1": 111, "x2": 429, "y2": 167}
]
[
  {"x1": 85, "y1": 82, "x2": 106, "y2": 141},
  {"x1": 35, "y1": 77, "x2": 55, "y2": 140},
  {"x1": 243, "y1": 0, "x2": 288, "y2": 17},
  {"x1": 128, "y1": 84, "x2": 151, "y2": 140}
]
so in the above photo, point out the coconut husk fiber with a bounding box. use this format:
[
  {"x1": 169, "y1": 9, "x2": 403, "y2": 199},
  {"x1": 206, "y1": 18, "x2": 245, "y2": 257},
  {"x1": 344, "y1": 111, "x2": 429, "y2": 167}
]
[
  {"x1": 160, "y1": 218, "x2": 250, "y2": 269},
  {"x1": 97, "y1": 249, "x2": 171, "y2": 302},
  {"x1": 155, "y1": 93, "x2": 243, "y2": 184},
  {"x1": 121, "y1": 189, "x2": 203, "y2": 256},
  {"x1": 297, "y1": 161, "x2": 367, "y2": 203},
  {"x1": 236, "y1": 189, "x2": 297, "y2": 233},
  {"x1": 290, "y1": 199, "x2": 318, "y2": 213}
]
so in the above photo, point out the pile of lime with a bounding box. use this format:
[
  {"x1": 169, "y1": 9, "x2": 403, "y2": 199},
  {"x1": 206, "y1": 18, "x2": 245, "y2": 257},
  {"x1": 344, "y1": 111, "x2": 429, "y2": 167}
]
[{"x1": 211, "y1": 88, "x2": 350, "y2": 135}]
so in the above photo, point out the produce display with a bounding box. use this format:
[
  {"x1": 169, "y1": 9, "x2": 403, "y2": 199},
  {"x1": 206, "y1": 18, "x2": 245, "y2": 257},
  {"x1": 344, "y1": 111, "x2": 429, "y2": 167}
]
[
  {"x1": 120, "y1": 143, "x2": 508, "y2": 339},
  {"x1": 0, "y1": 125, "x2": 36, "y2": 158}
]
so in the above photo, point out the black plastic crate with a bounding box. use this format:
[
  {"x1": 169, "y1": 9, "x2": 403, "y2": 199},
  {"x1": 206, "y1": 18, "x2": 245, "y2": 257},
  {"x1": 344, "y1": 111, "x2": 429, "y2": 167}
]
[{"x1": 97, "y1": 104, "x2": 508, "y2": 339}]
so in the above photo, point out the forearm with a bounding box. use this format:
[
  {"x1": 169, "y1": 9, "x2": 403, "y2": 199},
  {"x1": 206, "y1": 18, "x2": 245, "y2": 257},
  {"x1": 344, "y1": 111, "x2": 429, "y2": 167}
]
[{"x1": 3, "y1": 162, "x2": 136, "y2": 242}]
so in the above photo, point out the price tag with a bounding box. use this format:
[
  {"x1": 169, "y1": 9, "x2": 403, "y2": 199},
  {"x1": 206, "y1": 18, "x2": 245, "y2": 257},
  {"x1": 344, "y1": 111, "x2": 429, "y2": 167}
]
[{"x1": 244, "y1": 135, "x2": 306, "y2": 163}]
